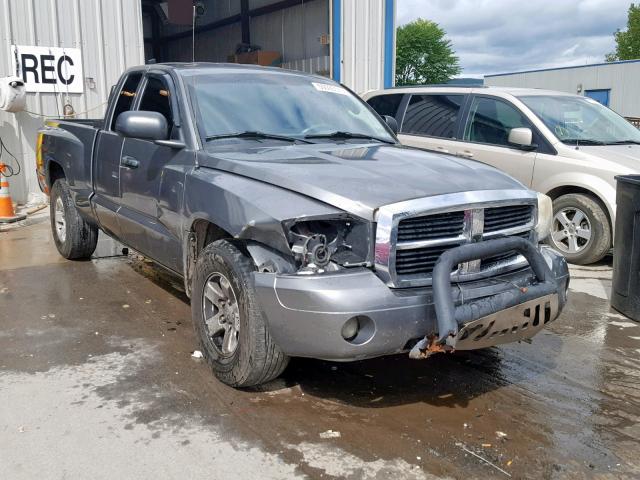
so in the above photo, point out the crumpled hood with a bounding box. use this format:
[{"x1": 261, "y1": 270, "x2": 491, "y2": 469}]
[
  {"x1": 199, "y1": 143, "x2": 527, "y2": 220},
  {"x1": 575, "y1": 145, "x2": 640, "y2": 172}
]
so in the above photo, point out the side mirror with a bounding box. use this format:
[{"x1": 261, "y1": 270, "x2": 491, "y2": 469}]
[
  {"x1": 508, "y1": 127, "x2": 536, "y2": 151},
  {"x1": 383, "y1": 115, "x2": 399, "y2": 135},
  {"x1": 115, "y1": 111, "x2": 168, "y2": 141}
]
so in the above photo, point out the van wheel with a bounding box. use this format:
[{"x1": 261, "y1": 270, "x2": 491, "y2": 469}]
[
  {"x1": 50, "y1": 179, "x2": 98, "y2": 259},
  {"x1": 546, "y1": 193, "x2": 611, "y2": 265},
  {"x1": 192, "y1": 240, "x2": 289, "y2": 387}
]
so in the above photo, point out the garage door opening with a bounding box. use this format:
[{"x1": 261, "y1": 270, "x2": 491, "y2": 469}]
[{"x1": 140, "y1": 0, "x2": 395, "y2": 93}]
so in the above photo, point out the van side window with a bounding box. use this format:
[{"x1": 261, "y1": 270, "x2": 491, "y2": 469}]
[
  {"x1": 367, "y1": 94, "x2": 404, "y2": 119},
  {"x1": 138, "y1": 76, "x2": 174, "y2": 136},
  {"x1": 401, "y1": 94, "x2": 465, "y2": 139},
  {"x1": 464, "y1": 97, "x2": 532, "y2": 147},
  {"x1": 110, "y1": 73, "x2": 143, "y2": 130}
]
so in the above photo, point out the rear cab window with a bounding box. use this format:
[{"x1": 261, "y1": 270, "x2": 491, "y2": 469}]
[{"x1": 401, "y1": 94, "x2": 465, "y2": 139}]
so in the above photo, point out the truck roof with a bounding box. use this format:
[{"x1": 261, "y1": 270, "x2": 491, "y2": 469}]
[{"x1": 124, "y1": 62, "x2": 328, "y2": 81}]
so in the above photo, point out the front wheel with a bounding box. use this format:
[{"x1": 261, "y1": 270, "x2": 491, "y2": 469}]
[
  {"x1": 191, "y1": 240, "x2": 289, "y2": 387},
  {"x1": 50, "y1": 179, "x2": 98, "y2": 259},
  {"x1": 546, "y1": 193, "x2": 611, "y2": 265}
]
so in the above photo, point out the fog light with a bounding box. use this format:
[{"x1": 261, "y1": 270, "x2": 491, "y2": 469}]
[{"x1": 341, "y1": 317, "x2": 360, "y2": 341}]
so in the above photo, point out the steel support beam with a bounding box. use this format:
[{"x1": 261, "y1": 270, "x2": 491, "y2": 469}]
[{"x1": 240, "y1": 0, "x2": 250, "y2": 44}]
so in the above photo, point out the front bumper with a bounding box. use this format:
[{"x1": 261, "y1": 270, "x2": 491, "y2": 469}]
[{"x1": 254, "y1": 245, "x2": 569, "y2": 361}]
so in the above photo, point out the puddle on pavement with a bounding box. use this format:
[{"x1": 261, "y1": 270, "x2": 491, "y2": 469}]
[
  {"x1": 92, "y1": 234, "x2": 128, "y2": 259},
  {"x1": 4, "y1": 220, "x2": 640, "y2": 479}
]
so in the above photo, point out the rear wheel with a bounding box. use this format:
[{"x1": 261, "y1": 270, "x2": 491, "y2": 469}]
[
  {"x1": 547, "y1": 193, "x2": 611, "y2": 265},
  {"x1": 50, "y1": 179, "x2": 98, "y2": 259},
  {"x1": 191, "y1": 240, "x2": 289, "y2": 387}
]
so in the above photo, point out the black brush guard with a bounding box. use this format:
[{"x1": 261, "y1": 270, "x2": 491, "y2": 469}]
[{"x1": 430, "y1": 237, "x2": 558, "y2": 346}]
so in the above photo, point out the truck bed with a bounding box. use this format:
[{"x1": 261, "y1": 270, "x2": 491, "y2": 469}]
[{"x1": 52, "y1": 118, "x2": 103, "y2": 129}]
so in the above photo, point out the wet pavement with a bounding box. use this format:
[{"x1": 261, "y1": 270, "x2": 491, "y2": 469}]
[{"x1": 1, "y1": 214, "x2": 639, "y2": 479}]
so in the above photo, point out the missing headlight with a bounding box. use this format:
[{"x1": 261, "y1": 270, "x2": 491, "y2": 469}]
[{"x1": 286, "y1": 218, "x2": 371, "y2": 271}]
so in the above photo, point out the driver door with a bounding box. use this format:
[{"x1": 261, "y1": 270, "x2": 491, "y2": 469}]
[{"x1": 117, "y1": 73, "x2": 185, "y2": 271}]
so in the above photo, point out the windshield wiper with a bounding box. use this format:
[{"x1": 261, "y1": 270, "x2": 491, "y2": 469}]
[
  {"x1": 304, "y1": 131, "x2": 395, "y2": 144},
  {"x1": 605, "y1": 140, "x2": 640, "y2": 145},
  {"x1": 561, "y1": 138, "x2": 608, "y2": 146},
  {"x1": 205, "y1": 131, "x2": 312, "y2": 144}
]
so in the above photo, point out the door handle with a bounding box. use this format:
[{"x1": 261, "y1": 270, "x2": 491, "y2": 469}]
[
  {"x1": 459, "y1": 150, "x2": 474, "y2": 158},
  {"x1": 436, "y1": 146, "x2": 449, "y2": 154},
  {"x1": 121, "y1": 156, "x2": 139, "y2": 169}
]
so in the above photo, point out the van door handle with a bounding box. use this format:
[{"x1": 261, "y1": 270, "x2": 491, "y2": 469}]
[
  {"x1": 459, "y1": 150, "x2": 474, "y2": 158},
  {"x1": 436, "y1": 146, "x2": 449, "y2": 154},
  {"x1": 121, "y1": 156, "x2": 139, "y2": 169}
]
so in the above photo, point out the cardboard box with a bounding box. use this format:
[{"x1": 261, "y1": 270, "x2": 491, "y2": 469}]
[{"x1": 232, "y1": 51, "x2": 282, "y2": 67}]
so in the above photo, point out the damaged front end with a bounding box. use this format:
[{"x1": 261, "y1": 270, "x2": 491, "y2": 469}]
[{"x1": 284, "y1": 216, "x2": 373, "y2": 274}]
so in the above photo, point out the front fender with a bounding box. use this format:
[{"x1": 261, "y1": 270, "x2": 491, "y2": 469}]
[{"x1": 183, "y1": 166, "x2": 346, "y2": 256}]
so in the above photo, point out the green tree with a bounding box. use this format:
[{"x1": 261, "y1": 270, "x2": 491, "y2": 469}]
[
  {"x1": 395, "y1": 19, "x2": 461, "y2": 85},
  {"x1": 606, "y1": 3, "x2": 640, "y2": 61}
]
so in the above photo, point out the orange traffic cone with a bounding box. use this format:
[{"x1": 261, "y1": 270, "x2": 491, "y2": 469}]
[{"x1": 0, "y1": 163, "x2": 26, "y2": 223}]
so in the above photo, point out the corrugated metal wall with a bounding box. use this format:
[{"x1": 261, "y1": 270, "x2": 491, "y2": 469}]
[
  {"x1": 0, "y1": 0, "x2": 144, "y2": 204},
  {"x1": 485, "y1": 61, "x2": 640, "y2": 118},
  {"x1": 339, "y1": 0, "x2": 394, "y2": 94}
]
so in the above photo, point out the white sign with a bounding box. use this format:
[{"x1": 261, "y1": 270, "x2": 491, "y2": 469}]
[
  {"x1": 10, "y1": 45, "x2": 84, "y2": 94},
  {"x1": 312, "y1": 82, "x2": 350, "y2": 96}
]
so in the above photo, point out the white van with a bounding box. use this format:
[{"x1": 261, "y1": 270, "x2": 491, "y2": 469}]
[{"x1": 363, "y1": 86, "x2": 640, "y2": 264}]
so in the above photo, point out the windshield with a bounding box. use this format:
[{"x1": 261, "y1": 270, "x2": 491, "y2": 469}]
[
  {"x1": 186, "y1": 70, "x2": 394, "y2": 143},
  {"x1": 518, "y1": 95, "x2": 640, "y2": 145}
]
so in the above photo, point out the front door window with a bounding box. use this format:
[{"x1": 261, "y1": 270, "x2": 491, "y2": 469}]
[{"x1": 464, "y1": 97, "x2": 532, "y2": 147}]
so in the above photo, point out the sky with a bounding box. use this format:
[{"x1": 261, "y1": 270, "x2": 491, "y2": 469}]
[{"x1": 397, "y1": 0, "x2": 632, "y2": 77}]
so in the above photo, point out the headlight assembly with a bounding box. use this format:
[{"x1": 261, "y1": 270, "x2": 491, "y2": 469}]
[
  {"x1": 284, "y1": 217, "x2": 372, "y2": 272},
  {"x1": 536, "y1": 193, "x2": 553, "y2": 241}
]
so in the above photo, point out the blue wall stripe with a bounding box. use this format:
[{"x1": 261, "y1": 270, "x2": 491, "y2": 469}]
[
  {"x1": 383, "y1": 0, "x2": 395, "y2": 88},
  {"x1": 332, "y1": 0, "x2": 341, "y2": 82}
]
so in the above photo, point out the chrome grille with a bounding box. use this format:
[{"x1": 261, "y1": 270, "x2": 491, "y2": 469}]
[
  {"x1": 374, "y1": 191, "x2": 539, "y2": 289},
  {"x1": 395, "y1": 206, "x2": 534, "y2": 278}
]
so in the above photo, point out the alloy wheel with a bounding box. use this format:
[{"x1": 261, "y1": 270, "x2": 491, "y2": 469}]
[
  {"x1": 551, "y1": 207, "x2": 592, "y2": 254},
  {"x1": 201, "y1": 272, "x2": 240, "y2": 356},
  {"x1": 54, "y1": 196, "x2": 67, "y2": 243}
]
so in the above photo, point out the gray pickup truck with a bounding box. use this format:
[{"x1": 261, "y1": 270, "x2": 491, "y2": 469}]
[{"x1": 37, "y1": 63, "x2": 569, "y2": 387}]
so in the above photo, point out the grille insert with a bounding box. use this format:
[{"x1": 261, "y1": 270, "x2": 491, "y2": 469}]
[
  {"x1": 397, "y1": 211, "x2": 465, "y2": 243},
  {"x1": 484, "y1": 205, "x2": 533, "y2": 233},
  {"x1": 395, "y1": 244, "x2": 461, "y2": 275}
]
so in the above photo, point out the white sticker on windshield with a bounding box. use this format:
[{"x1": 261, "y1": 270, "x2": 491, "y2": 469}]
[{"x1": 312, "y1": 82, "x2": 349, "y2": 96}]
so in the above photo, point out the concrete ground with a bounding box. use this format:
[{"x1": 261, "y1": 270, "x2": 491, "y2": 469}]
[{"x1": 1, "y1": 213, "x2": 639, "y2": 480}]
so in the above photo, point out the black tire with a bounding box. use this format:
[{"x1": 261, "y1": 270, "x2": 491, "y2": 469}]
[
  {"x1": 191, "y1": 240, "x2": 289, "y2": 387},
  {"x1": 546, "y1": 193, "x2": 611, "y2": 265},
  {"x1": 50, "y1": 179, "x2": 98, "y2": 259}
]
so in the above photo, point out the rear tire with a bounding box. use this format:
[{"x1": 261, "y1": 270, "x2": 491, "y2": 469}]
[
  {"x1": 50, "y1": 179, "x2": 98, "y2": 259},
  {"x1": 546, "y1": 193, "x2": 611, "y2": 265},
  {"x1": 191, "y1": 240, "x2": 289, "y2": 387}
]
